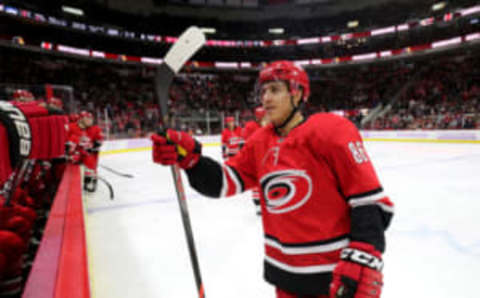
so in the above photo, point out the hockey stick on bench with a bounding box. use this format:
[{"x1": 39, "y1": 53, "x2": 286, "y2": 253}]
[{"x1": 153, "y1": 26, "x2": 206, "y2": 298}]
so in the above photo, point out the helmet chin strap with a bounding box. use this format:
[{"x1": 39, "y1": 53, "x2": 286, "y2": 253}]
[{"x1": 274, "y1": 95, "x2": 303, "y2": 131}]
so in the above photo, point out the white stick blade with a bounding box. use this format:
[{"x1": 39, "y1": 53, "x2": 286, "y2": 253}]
[{"x1": 164, "y1": 26, "x2": 206, "y2": 74}]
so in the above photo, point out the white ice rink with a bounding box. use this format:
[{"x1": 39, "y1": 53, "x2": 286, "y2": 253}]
[{"x1": 84, "y1": 141, "x2": 480, "y2": 298}]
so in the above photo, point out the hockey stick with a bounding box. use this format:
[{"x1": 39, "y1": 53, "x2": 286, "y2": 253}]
[
  {"x1": 99, "y1": 164, "x2": 134, "y2": 178},
  {"x1": 0, "y1": 101, "x2": 32, "y2": 207},
  {"x1": 153, "y1": 26, "x2": 206, "y2": 298},
  {"x1": 97, "y1": 175, "x2": 114, "y2": 200},
  {"x1": 2, "y1": 160, "x2": 29, "y2": 207}
]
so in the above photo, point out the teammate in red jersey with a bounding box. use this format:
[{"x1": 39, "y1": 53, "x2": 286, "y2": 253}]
[
  {"x1": 46, "y1": 96, "x2": 63, "y2": 111},
  {"x1": 11, "y1": 89, "x2": 35, "y2": 102},
  {"x1": 221, "y1": 116, "x2": 244, "y2": 160},
  {"x1": 151, "y1": 61, "x2": 394, "y2": 298},
  {"x1": 242, "y1": 106, "x2": 268, "y2": 215},
  {"x1": 66, "y1": 111, "x2": 104, "y2": 192},
  {"x1": 242, "y1": 106, "x2": 268, "y2": 140}
]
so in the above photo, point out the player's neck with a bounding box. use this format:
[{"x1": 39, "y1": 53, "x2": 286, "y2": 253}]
[{"x1": 276, "y1": 112, "x2": 303, "y2": 137}]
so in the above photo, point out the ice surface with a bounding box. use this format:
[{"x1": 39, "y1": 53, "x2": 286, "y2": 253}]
[{"x1": 84, "y1": 141, "x2": 480, "y2": 298}]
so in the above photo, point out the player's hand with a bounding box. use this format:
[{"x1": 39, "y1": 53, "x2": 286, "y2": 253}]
[
  {"x1": 66, "y1": 150, "x2": 82, "y2": 164},
  {"x1": 151, "y1": 129, "x2": 201, "y2": 169},
  {"x1": 65, "y1": 142, "x2": 82, "y2": 164},
  {"x1": 330, "y1": 241, "x2": 383, "y2": 298},
  {"x1": 87, "y1": 140, "x2": 102, "y2": 153}
]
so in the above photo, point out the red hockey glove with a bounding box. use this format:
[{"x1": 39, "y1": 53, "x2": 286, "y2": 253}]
[
  {"x1": 330, "y1": 241, "x2": 383, "y2": 298},
  {"x1": 151, "y1": 129, "x2": 201, "y2": 169},
  {"x1": 65, "y1": 142, "x2": 83, "y2": 164},
  {"x1": 87, "y1": 140, "x2": 102, "y2": 153},
  {"x1": 70, "y1": 151, "x2": 83, "y2": 164}
]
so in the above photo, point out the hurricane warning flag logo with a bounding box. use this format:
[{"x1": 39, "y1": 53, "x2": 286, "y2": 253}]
[{"x1": 260, "y1": 169, "x2": 312, "y2": 214}]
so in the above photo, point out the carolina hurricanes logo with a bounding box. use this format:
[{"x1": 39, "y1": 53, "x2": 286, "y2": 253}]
[{"x1": 260, "y1": 169, "x2": 312, "y2": 214}]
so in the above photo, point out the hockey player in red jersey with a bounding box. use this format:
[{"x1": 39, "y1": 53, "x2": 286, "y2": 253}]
[
  {"x1": 242, "y1": 106, "x2": 267, "y2": 215},
  {"x1": 11, "y1": 89, "x2": 35, "y2": 102},
  {"x1": 66, "y1": 111, "x2": 104, "y2": 192},
  {"x1": 151, "y1": 61, "x2": 393, "y2": 298},
  {"x1": 46, "y1": 96, "x2": 63, "y2": 111},
  {"x1": 221, "y1": 116, "x2": 244, "y2": 160},
  {"x1": 242, "y1": 106, "x2": 267, "y2": 140}
]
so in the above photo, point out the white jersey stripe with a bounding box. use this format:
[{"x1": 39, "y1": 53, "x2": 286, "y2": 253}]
[
  {"x1": 265, "y1": 238, "x2": 349, "y2": 255},
  {"x1": 377, "y1": 202, "x2": 395, "y2": 213},
  {"x1": 265, "y1": 255, "x2": 337, "y2": 274},
  {"x1": 219, "y1": 166, "x2": 228, "y2": 198},
  {"x1": 224, "y1": 165, "x2": 242, "y2": 195},
  {"x1": 349, "y1": 191, "x2": 386, "y2": 208}
]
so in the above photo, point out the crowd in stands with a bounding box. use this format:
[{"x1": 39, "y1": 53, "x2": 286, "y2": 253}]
[
  {"x1": 306, "y1": 53, "x2": 480, "y2": 130},
  {"x1": 365, "y1": 54, "x2": 480, "y2": 130},
  {"x1": 0, "y1": 46, "x2": 479, "y2": 139}
]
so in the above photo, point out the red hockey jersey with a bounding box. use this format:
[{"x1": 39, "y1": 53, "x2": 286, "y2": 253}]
[
  {"x1": 221, "y1": 127, "x2": 244, "y2": 158},
  {"x1": 67, "y1": 123, "x2": 103, "y2": 150},
  {"x1": 86, "y1": 125, "x2": 104, "y2": 146},
  {"x1": 242, "y1": 120, "x2": 261, "y2": 140},
  {"x1": 219, "y1": 113, "x2": 394, "y2": 294},
  {"x1": 67, "y1": 122, "x2": 84, "y2": 147}
]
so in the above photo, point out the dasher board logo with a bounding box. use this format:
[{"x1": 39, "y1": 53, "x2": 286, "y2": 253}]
[
  {"x1": 0, "y1": 101, "x2": 32, "y2": 159},
  {"x1": 260, "y1": 169, "x2": 312, "y2": 214}
]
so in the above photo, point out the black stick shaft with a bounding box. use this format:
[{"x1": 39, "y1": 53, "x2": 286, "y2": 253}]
[
  {"x1": 99, "y1": 164, "x2": 134, "y2": 178},
  {"x1": 97, "y1": 175, "x2": 114, "y2": 200},
  {"x1": 154, "y1": 64, "x2": 205, "y2": 298},
  {"x1": 171, "y1": 165, "x2": 205, "y2": 297},
  {"x1": 3, "y1": 160, "x2": 29, "y2": 206}
]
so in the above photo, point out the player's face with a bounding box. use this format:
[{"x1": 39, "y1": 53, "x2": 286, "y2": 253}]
[
  {"x1": 260, "y1": 81, "x2": 293, "y2": 126},
  {"x1": 83, "y1": 117, "x2": 94, "y2": 127},
  {"x1": 227, "y1": 121, "x2": 234, "y2": 130}
]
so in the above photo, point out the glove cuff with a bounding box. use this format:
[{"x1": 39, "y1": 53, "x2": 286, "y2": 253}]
[
  {"x1": 177, "y1": 139, "x2": 201, "y2": 169},
  {"x1": 179, "y1": 154, "x2": 200, "y2": 169},
  {"x1": 340, "y1": 241, "x2": 383, "y2": 271}
]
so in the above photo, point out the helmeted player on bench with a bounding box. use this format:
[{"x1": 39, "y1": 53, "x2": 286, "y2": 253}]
[
  {"x1": 151, "y1": 60, "x2": 394, "y2": 298},
  {"x1": 221, "y1": 116, "x2": 244, "y2": 160},
  {"x1": 66, "y1": 111, "x2": 103, "y2": 193}
]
